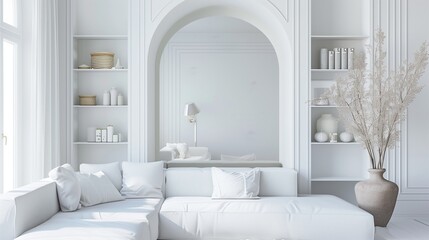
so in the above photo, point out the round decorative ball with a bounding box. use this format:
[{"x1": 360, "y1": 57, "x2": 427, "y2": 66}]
[
  {"x1": 314, "y1": 132, "x2": 329, "y2": 142},
  {"x1": 340, "y1": 132, "x2": 354, "y2": 142}
]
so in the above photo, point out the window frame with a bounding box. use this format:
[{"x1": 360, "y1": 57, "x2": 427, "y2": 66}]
[{"x1": 0, "y1": 0, "x2": 20, "y2": 193}]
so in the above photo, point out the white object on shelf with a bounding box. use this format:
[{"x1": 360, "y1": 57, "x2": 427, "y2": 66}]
[
  {"x1": 101, "y1": 129, "x2": 107, "y2": 142},
  {"x1": 314, "y1": 132, "x2": 329, "y2": 142},
  {"x1": 107, "y1": 125, "x2": 114, "y2": 143},
  {"x1": 320, "y1": 48, "x2": 328, "y2": 69},
  {"x1": 328, "y1": 51, "x2": 334, "y2": 69},
  {"x1": 348, "y1": 48, "x2": 354, "y2": 69},
  {"x1": 87, "y1": 127, "x2": 96, "y2": 142},
  {"x1": 316, "y1": 114, "x2": 338, "y2": 134},
  {"x1": 112, "y1": 134, "x2": 119, "y2": 143},
  {"x1": 340, "y1": 132, "x2": 354, "y2": 143},
  {"x1": 334, "y1": 48, "x2": 341, "y2": 69},
  {"x1": 329, "y1": 133, "x2": 338, "y2": 143},
  {"x1": 110, "y1": 87, "x2": 118, "y2": 105},
  {"x1": 117, "y1": 94, "x2": 124, "y2": 106},
  {"x1": 95, "y1": 129, "x2": 102, "y2": 143},
  {"x1": 103, "y1": 91, "x2": 111, "y2": 106},
  {"x1": 114, "y1": 59, "x2": 124, "y2": 69},
  {"x1": 118, "y1": 133, "x2": 122, "y2": 142},
  {"x1": 314, "y1": 98, "x2": 329, "y2": 106},
  {"x1": 341, "y1": 48, "x2": 348, "y2": 69}
]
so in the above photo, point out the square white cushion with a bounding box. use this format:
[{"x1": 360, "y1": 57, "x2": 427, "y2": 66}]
[
  {"x1": 80, "y1": 162, "x2": 122, "y2": 191},
  {"x1": 121, "y1": 161, "x2": 164, "y2": 198},
  {"x1": 48, "y1": 164, "x2": 81, "y2": 211},
  {"x1": 76, "y1": 171, "x2": 124, "y2": 207},
  {"x1": 211, "y1": 167, "x2": 260, "y2": 198}
]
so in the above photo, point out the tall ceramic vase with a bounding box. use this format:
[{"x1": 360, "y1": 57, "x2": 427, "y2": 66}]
[{"x1": 355, "y1": 169, "x2": 399, "y2": 227}]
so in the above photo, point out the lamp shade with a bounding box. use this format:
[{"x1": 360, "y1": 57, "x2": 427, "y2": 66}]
[{"x1": 184, "y1": 103, "x2": 200, "y2": 116}]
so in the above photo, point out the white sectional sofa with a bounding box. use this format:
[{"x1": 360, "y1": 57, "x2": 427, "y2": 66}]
[
  {"x1": 0, "y1": 166, "x2": 375, "y2": 240},
  {"x1": 0, "y1": 179, "x2": 162, "y2": 240}
]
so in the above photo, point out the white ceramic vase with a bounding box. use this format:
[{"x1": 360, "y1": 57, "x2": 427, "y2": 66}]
[
  {"x1": 110, "y1": 87, "x2": 118, "y2": 105},
  {"x1": 316, "y1": 114, "x2": 338, "y2": 134}
]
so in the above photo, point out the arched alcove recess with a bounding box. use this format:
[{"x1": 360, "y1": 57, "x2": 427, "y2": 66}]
[{"x1": 143, "y1": 0, "x2": 295, "y2": 168}]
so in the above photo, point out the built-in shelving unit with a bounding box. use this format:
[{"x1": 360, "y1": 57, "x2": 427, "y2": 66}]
[
  {"x1": 309, "y1": 0, "x2": 372, "y2": 204},
  {"x1": 69, "y1": 0, "x2": 129, "y2": 166},
  {"x1": 74, "y1": 69, "x2": 128, "y2": 72}
]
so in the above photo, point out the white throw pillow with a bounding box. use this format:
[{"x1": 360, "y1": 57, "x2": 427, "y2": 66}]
[
  {"x1": 211, "y1": 167, "x2": 260, "y2": 198},
  {"x1": 176, "y1": 143, "x2": 189, "y2": 159},
  {"x1": 80, "y1": 162, "x2": 122, "y2": 191},
  {"x1": 49, "y1": 164, "x2": 81, "y2": 212},
  {"x1": 76, "y1": 171, "x2": 124, "y2": 207},
  {"x1": 166, "y1": 143, "x2": 179, "y2": 158},
  {"x1": 121, "y1": 161, "x2": 164, "y2": 198},
  {"x1": 221, "y1": 153, "x2": 256, "y2": 161}
]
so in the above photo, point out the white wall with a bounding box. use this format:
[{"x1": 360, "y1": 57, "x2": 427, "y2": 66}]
[
  {"x1": 380, "y1": 0, "x2": 429, "y2": 215},
  {"x1": 158, "y1": 17, "x2": 279, "y2": 160}
]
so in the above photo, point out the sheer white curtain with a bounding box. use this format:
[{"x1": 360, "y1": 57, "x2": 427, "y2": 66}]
[{"x1": 29, "y1": 0, "x2": 60, "y2": 180}]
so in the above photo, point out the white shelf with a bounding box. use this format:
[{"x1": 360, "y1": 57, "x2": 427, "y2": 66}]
[
  {"x1": 74, "y1": 142, "x2": 128, "y2": 145},
  {"x1": 311, "y1": 105, "x2": 341, "y2": 108},
  {"x1": 74, "y1": 69, "x2": 128, "y2": 72},
  {"x1": 74, "y1": 35, "x2": 128, "y2": 40},
  {"x1": 311, "y1": 69, "x2": 348, "y2": 72},
  {"x1": 311, "y1": 35, "x2": 369, "y2": 40},
  {"x1": 74, "y1": 105, "x2": 128, "y2": 108},
  {"x1": 311, "y1": 177, "x2": 364, "y2": 182},
  {"x1": 311, "y1": 142, "x2": 360, "y2": 145}
]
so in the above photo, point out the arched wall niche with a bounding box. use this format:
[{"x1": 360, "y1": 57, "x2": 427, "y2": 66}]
[{"x1": 143, "y1": 0, "x2": 295, "y2": 168}]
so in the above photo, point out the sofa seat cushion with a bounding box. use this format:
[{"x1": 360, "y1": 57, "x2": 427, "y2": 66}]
[
  {"x1": 15, "y1": 219, "x2": 148, "y2": 240},
  {"x1": 159, "y1": 195, "x2": 374, "y2": 240},
  {"x1": 51, "y1": 198, "x2": 163, "y2": 240}
]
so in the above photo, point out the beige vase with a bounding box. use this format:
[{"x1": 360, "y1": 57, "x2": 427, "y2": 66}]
[{"x1": 355, "y1": 169, "x2": 399, "y2": 227}]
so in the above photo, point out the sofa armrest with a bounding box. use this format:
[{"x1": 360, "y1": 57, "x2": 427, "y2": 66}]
[
  {"x1": 158, "y1": 150, "x2": 174, "y2": 161},
  {"x1": 0, "y1": 179, "x2": 59, "y2": 239}
]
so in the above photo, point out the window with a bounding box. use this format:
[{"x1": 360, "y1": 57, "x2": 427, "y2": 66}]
[
  {"x1": 3, "y1": 0, "x2": 17, "y2": 27},
  {"x1": 0, "y1": 0, "x2": 19, "y2": 193},
  {"x1": 2, "y1": 39, "x2": 16, "y2": 193}
]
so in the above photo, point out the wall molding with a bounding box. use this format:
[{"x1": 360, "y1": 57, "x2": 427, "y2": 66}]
[
  {"x1": 151, "y1": 0, "x2": 174, "y2": 22},
  {"x1": 398, "y1": 0, "x2": 429, "y2": 199},
  {"x1": 267, "y1": 0, "x2": 289, "y2": 22}
]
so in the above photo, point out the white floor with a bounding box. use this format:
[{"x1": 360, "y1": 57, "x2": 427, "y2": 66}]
[{"x1": 375, "y1": 216, "x2": 429, "y2": 240}]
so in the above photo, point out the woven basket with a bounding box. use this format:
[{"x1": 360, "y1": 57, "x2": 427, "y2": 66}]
[
  {"x1": 91, "y1": 52, "x2": 114, "y2": 69},
  {"x1": 79, "y1": 95, "x2": 96, "y2": 105}
]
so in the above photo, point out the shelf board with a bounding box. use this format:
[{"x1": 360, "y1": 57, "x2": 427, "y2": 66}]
[
  {"x1": 311, "y1": 177, "x2": 365, "y2": 182},
  {"x1": 311, "y1": 35, "x2": 370, "y2": 40},
  {"x1": 74, "y1": 35, "x2": 128, "y2": 40},
  {"x1": 311, "y1": 142, "x2": 360, "y2": 145},
  {"x1": 74, "y1": 69, "x2": 128, "y2": 72},
  {"x1": 74, "y1": 105, "x2": 128, "y2": 108},
  {"x1": 311, "y1": 105, "x2": 339, "y2": 108},
  {"x1": 74, "y1": 142, "x2": 128, "y2": 145},
  {"x1": 311, "y1": 69, "x2": 348, "y2": 72}
]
